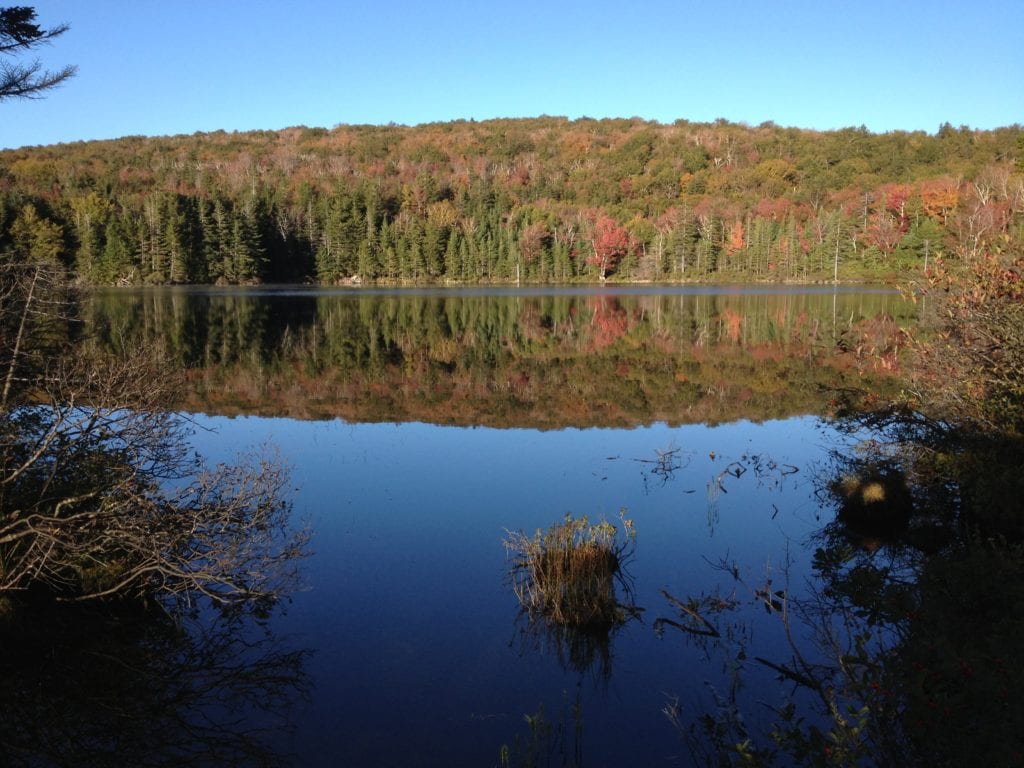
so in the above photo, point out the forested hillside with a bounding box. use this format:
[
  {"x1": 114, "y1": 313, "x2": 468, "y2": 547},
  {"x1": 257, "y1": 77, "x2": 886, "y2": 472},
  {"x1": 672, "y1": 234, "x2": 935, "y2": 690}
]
[{"x1": 1, "y1": 117, "x2": 1021, "y2": 284}]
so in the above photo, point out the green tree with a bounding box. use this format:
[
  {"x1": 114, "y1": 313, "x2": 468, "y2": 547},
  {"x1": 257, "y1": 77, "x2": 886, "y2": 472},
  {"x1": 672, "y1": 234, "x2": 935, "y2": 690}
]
[
  {"x1": 97, "y1": 213, "x2": 134, "y2": 283},
  {"x1": 231, "y1": 202, "x2": 265, "y2": 283},
  {"x1": 316, "y1": 190, "x2": 362, "y2": 282},
  {"x1": 69, "y1": 192, "x2": 110, "y2": 280},
  {"x1": 8, "y1": 202, "x2": 62, "y2": 262}
]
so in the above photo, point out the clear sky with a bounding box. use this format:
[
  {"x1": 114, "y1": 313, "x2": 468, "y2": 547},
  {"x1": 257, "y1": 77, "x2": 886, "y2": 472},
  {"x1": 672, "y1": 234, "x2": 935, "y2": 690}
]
[{"x1": 2, "y1": 0, "x2": 1022, "y2": 149}]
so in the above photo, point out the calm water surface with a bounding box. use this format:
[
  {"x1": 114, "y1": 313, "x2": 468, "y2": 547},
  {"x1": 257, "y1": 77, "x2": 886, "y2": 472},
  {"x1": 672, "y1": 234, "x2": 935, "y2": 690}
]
[{"x1": 83, "y1": 286, "x2": 912, "y2": 766}]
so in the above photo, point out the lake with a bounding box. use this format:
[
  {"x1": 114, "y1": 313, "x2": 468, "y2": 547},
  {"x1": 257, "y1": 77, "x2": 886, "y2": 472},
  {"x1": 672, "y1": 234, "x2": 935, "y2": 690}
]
[{"x1": 79, "y1": 286, "x2": 912, "y2": 766}]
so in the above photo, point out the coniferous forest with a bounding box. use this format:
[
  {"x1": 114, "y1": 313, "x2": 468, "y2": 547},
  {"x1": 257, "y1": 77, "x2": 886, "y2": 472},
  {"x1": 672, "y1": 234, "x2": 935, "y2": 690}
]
[{"x1": 1, "y1": 117, "x2": 1021, "y2": 285}]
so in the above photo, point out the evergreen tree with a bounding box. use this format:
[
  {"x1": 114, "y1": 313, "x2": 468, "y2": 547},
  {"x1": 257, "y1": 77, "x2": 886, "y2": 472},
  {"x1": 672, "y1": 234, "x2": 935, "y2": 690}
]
[
  {"x1": 9, "y1": 202, "x2": 63, "y2": 263},
  {"x1": 141, "y1": 194, "x2": 167, "y2": 282},
  {"x1": 443, "y1": 228, "x2": 460, "y2": 281},
  {"x1": 0, "y1": 6, "x2": 75, "y2": 100},
  {"x1": 69, "y1": 192, "x2": 110, "y2": 280},
  {"x1": 98, "y1": 214, "x2": 134, "y2": 283},
  {"x1": 230, "y1": 204, "x2": 265, "y2": 283}
]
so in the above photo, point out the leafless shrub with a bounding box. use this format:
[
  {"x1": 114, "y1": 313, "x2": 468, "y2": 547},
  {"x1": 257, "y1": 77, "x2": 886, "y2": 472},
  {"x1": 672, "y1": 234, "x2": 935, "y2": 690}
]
[{"x1": 1, "y1": 261, "x2": 308, "y2": 612}]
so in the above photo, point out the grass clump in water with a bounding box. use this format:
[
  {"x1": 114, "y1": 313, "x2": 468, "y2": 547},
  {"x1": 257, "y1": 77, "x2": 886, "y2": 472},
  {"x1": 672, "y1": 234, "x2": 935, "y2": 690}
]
[{"x1": 505, "y1": 512, "x2": 636, "y2": 630}]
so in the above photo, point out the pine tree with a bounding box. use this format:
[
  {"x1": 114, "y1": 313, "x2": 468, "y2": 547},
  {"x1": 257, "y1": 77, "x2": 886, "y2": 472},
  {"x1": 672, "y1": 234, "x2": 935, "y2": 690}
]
[
  {"x1": 98, "y1": 215, "x2": 133, "y2": 283},
  {"x1": 142, "y1": 194, "x2": 167, "y2": 282},
  {"x1": 443, "y1": 228, "x2": 461, "y2": 281},
  {"x1": 9, "y1": 202, "x2": 63, "y2": 264},
  {"x1": 69, "y1": 192, "x2": 110, "y2": 281}
]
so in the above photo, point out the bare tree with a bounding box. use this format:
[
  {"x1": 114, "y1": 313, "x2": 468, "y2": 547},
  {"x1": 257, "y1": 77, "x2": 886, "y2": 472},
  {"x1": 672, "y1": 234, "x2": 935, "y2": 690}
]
[
  {"x1": 1, "y1": 9, "x2": 307, "y2": 613},
  {"x1": 1, "y1": 260, "x2": 308, "y2": 612},
  {"x1": 0, "y1": 261, "x2": 70, "y2": 409},
  {"x1": 0, "y1": 5, "x2": 76, "y2": 101}
]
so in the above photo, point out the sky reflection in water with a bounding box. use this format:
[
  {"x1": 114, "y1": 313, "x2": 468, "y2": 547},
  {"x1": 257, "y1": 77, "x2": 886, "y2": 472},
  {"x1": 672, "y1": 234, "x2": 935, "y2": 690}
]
[
  {"x1": 189, "y1": 414, "x2": 837, "y2": 766},
  {"x1": 77, "y1": 286, "x2": 913, "y2": 765}
]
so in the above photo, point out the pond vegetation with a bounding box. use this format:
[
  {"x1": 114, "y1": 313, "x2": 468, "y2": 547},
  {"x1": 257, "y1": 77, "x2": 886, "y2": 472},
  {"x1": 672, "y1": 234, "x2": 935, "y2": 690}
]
[
  {"x1": 506, "y1": 512, "x2": 637, "y2": 632},
  {"x1": 505, "y1": 512, "x2": 641, "y2": 691},
  {"x1": 651, "y1": 247, "x2": 1024, "y2": 767}
]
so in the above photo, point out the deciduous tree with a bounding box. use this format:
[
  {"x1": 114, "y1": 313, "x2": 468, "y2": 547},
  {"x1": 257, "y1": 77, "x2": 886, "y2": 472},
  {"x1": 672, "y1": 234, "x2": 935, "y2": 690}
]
[{"x1": 587, "y1": 215, "x2": 631, "y2": 280}]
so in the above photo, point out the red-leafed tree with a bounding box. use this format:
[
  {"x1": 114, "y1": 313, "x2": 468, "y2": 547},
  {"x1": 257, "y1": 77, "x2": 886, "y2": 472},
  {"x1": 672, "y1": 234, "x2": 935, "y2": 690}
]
[
  {"x1": 587, "y1": 215, "x2": 632, "y2": 279},
  {"x1": 865, "y1": 210, "x2": 905, "y2": 255},
  {"x1": 880, "y1": 183, "x2": 912, "y2": 225}
]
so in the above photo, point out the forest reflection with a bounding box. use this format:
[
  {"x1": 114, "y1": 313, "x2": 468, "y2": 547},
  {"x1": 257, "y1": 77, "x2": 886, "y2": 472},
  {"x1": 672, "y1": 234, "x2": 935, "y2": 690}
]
[{"x1": 81, "y1": 288, "x2": 913, "y2": 426}]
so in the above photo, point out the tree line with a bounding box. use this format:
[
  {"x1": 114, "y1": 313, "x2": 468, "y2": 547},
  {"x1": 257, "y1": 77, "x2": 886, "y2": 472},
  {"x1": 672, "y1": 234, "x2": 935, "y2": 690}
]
[{"x1": 1, "y1": 117, "x2": 1021, "y2": 285}]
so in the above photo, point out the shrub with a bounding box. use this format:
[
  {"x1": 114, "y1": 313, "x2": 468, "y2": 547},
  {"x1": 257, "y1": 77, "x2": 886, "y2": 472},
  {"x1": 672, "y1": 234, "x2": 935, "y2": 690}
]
[{"x1": 505, "y1": 512, "x2": 635, "y2": 629}]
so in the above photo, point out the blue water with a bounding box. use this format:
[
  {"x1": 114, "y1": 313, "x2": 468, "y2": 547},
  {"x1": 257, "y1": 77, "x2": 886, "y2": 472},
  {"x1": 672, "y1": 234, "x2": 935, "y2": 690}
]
[
  {"x1": 71, "y1": 284, "x2": 914, "y2": 765},
  {"x1": 188, "y1": 414, "x2": 838, "y2": 766}
]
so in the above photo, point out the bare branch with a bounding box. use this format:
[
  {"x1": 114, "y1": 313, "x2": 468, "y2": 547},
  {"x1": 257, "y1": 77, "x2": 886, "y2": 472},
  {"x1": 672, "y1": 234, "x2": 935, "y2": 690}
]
[{"x1": 2, "y1": 260, "x2": 308, "y2": 610}]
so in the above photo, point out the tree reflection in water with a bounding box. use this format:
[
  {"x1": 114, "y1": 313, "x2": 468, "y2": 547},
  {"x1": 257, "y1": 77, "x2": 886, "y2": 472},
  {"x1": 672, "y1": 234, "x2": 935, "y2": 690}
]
[
  {"x1": 658, "y1": 418, "x2": 1024, "y2": 767},
  {"x1": 81, "y1": 287, "x2": 912, "y2": 427},
  {"x1": 0, "y1": 603, "x2": 310, "y2": 767}
]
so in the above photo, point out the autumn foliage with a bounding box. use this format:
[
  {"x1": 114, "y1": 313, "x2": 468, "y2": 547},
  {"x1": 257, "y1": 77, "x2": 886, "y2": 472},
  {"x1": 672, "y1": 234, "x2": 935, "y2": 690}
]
[
  {"x1": 0, "y1": 117, "x2": 1020, "y2": 285},
  {"x1": 587, "y1": 215, "x2": 632, "y2": 279}
]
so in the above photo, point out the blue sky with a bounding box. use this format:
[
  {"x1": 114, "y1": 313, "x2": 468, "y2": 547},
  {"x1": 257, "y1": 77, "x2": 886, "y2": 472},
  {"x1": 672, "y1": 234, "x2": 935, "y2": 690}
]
[{"x1": 2, "y1": 0, "x2": 1022, "y2": 149}]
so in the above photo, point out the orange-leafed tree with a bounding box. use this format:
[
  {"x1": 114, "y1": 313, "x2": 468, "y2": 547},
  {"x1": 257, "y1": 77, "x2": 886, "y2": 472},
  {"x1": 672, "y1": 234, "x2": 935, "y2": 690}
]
[
  {"x1": 727, "y1": 219, "x2": 745, "y2": 254},
  {"x1": 920, "y1": 178, "x2": 961, "y2": 224}
]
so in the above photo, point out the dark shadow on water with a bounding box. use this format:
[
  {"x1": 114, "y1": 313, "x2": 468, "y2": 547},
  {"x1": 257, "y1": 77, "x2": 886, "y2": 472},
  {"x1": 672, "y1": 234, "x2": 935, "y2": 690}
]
[
  {"x1": 0, "y1": 601, "x2": 311, "y2": 768},
  {"x1": 656, "y1": 407, "x2": 1024, "y2": 767}
]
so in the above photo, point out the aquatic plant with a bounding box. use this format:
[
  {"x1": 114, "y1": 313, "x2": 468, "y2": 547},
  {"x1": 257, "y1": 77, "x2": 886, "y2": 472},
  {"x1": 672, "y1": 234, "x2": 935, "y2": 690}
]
[
  {"x1": 499, "y1": 691, "x2": 583, "y2": 768},
  {"x1": 505, "y1": 512, "x2": 636, "y2": 630}
]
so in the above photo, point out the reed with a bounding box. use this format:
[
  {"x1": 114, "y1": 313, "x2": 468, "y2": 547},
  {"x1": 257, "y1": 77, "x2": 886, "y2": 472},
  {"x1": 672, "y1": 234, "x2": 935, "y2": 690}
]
[{"x1": 505, "y1": 513, "x2": 635, "y2": 629}]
